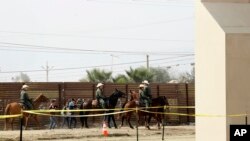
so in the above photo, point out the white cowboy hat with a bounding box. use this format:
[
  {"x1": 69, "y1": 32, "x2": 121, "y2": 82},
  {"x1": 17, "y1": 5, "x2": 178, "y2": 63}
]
[
  {"x1": 96, "y1": 83, "x2": 104, "y2": 88},
  {"x1": 22, "y1": 84, "x2": 29, "y2": 89},
  {"x1": 142, "y1": 80, "x2": 149, "y2": 85},
  {"x1": 138, "y1": 84, "x2": 144, "y2": 88}
]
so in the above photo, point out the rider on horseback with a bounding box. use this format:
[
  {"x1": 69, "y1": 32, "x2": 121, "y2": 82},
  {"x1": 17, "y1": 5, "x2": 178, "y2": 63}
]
[
  {"x1": 140, "y1": 80, "x2": 152, "y2": 110},
  {"x1": 20, "y1": 84, "x2": 33, "y2": 110},
  {"x1": 96, "y1": 83, "x2": 107, "y2": 109}
]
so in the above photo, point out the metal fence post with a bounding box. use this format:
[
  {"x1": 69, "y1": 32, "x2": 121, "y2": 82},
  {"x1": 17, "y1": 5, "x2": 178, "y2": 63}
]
[
  {"x1": 20, "y1": 111, "x2": 23, "y2": 141},
  {"x1": 185, "y1": 83, "x2": 190, "y2": 124},
  {"x1": 136, "y1": 107, "x2": 139, "y2": 141}
]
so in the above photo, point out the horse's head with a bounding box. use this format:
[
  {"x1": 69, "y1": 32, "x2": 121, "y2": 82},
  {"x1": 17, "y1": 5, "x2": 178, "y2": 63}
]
[
  {"x1": 108, "y1": 89, "x2": 126, "y2": 108},
  {"x1": 129, "y1": 90, "x2": 139, "y2": 100},
  {"x1": 113, "y1": 88, "x2": 126, "y2": 99},
  {"x1": 34, "y1": 94, "x2": 49, "y2": 103},
  {"x1": 158, "y1": 96, "x2": 169, "y2": 106}
]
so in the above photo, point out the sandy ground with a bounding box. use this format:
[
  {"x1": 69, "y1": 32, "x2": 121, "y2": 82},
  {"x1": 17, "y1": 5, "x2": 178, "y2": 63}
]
[{"x1": 0, "y1": 126, "x2": 195, "y2": 141}]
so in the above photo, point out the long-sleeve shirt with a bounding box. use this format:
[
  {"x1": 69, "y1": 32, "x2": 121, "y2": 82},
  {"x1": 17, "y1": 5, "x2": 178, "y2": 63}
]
[{"x1": 96, "y1": 88, "x2": 105, "y2": 100}]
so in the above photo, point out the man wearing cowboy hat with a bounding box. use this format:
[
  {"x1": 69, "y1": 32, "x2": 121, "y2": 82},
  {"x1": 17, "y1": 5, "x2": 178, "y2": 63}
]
[
  {"x1": 138, "y1": 84, "x2": 145, "y2": 105},
  {"x1": 20, "y1": 84, "x2": 33, "y2": 110},
  {"x1": 141, "y1": 80, "x2": 152, "y2": 109},
  {"x1": 95, "y1": 83, "x2": 106, "y2": 109}
]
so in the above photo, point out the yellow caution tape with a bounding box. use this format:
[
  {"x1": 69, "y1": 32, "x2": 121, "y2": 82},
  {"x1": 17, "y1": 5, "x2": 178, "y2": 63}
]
[
  {"x1": 23, "y1": 110, "x2": 135, "y2": 117},
  {"x1": 165, "y1": 106, "x2": 195, "y2": 109},
  {"x1": 0, "y1": 114, "x2": 22, "y2": 119},
  {"x1": 139, "y1": 110, "x2": 248, "y2": 117},
  {"x1": 24, "y1": 105, "x2": 195, "y2": 113}
]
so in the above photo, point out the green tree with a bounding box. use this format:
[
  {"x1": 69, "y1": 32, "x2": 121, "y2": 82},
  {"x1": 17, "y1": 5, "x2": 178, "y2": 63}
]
[
  {"x1": 86, "y1": 68, "x2": 112, "y2": 83},
  {"x1": 112, "y1": 74, "x2": 129, "y2": 84},
  {"x1": 178, "y1": 67, "x2": 195, "y2": 83},
  {"x1": 125, "y1": 67, "x2": 154, "y2": 83},
  {"x1": 150, "y1": 67, "x2": 171, "y2": 83},
  {"x1": 12, "y1": 72, "x2": 31, "y2": 82}
]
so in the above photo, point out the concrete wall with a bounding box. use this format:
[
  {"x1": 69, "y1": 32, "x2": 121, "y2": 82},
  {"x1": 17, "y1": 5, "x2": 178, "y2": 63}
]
[
  {"x1": 202, "y1": 0, "x2": 250, "y2": 3},
  {"x1": 226, "y1": 33, "x2": 250, "y2": 124},
  {"x1": 196, "y1": 1, "x2": 250, "y2": 141},
  {"x1": 196, "y1": 2, "x2": 227, "y2": 141}
]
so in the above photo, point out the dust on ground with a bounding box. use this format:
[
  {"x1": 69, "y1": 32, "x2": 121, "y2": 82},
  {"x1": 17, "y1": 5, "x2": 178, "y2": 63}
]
[{"x1": 0, "y1": 126, "x2": 195, "y2": 141}]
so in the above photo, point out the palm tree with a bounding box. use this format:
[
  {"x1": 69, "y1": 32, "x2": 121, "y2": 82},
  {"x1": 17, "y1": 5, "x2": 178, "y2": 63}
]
[
  {"x1": 86, "y1": 69, "x2": 112, "y2": 83},
  {"x1": 125, "y1": 67, "x2": 154, "y2": 83},
  {"x1": 112, "y1": 74, "x2": 129, "y2": 84}
]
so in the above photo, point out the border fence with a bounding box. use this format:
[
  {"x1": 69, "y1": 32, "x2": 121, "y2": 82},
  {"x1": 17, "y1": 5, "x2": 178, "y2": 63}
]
[{"x1": 0, "y1": 82, "x2": 195, "y2": 130}]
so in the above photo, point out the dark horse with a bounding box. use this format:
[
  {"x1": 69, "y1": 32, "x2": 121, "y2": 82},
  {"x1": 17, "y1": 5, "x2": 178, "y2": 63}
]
[
  {"x1": 120, "y1": 90, "x2": 169, "y2": 129},
  {"x1": 77, "y1": 89, "x2": 126, "y2": 128}
]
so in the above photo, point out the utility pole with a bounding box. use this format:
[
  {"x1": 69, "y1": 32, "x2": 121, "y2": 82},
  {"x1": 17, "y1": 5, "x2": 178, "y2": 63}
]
[
  {"x1": 146, "y1": 54, "x2": 149, "y2": 70},
  {"x1": 42, "y1": 61, "x2": 54, "y2": 82},
  {"x1": 110, "y1": 54, "x2": 119, "y2": 72}
]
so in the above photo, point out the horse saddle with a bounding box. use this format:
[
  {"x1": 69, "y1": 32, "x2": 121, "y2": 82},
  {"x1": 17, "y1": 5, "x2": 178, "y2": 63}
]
[
  {"x1": 135, "y1": 100, "x2": 140, "y2": 106},
  {"x1": 92, "y1": 100, "x2": 99, "y2": 107},
  {"x1": 19, "y1": 103, "x2": 27, "y2": 109}
]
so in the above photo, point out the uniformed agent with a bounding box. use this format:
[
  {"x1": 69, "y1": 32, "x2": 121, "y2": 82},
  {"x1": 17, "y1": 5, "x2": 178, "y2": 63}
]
[
  {"x1": 141, "y1": 80, "x2": 152, "y2": 109},
  {"x1": 20, "y1": 84, "x2": 33, "y2": 110},
  {"x1": 95, "y1": 83, "x2": 106, "y2": 109}
]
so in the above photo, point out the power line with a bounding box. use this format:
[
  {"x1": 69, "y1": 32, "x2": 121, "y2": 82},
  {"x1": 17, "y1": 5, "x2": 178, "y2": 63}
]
[
  {"x1": 0, "y1": 42, "x2": 194, "y2": 55},
  {"x1": 0, "y1": 55, "x2": 193, "y2": 74},
  {"x1": 86, "y1": 0, "x2": 194, "y2": 7},
  {"x1": 0, "y1": 30, "x2": 195, "y2": 41},
  {"x1": 0, "y1": 16, "x2": 193, "y2": 35}
]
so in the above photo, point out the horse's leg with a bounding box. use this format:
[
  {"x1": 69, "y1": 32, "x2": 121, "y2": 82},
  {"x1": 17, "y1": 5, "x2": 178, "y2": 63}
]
[
  {"x1": 127, "y1": 115, "x2": 134, "y2": 129},
  {"x1": 85, "y1": 117, "x2": 89, "y2": 128},
  {"x1": 4, "y1": 118, "x2": 8, "y2": 130},
  {"x1": 157, "y1": 116, "x2": 161, "y2": 129},
  {"x1": 107, "y1": 115, "x2": 111, "y2": 128},
  {"x1": 24, "y1": 117, "x2": 29, "y2": 130},
  {"x1": 144, "y1": 114, "x2": 150, "y2": 130},
  {"x1": 119, "y1": 115, "x2": 125, "y2": 128},
  {"x1": 34, "y1": 116, "x2": 40, "y2": 129},
  {"x1": 80, "y1": 117, "x2": 84, "y2": 128},
  {"x1": 10, "y1": 118, "x2": 14, "y2": 130},
  {"x1": 111, "y1": 115, "x2": 117, "y2": 129}
]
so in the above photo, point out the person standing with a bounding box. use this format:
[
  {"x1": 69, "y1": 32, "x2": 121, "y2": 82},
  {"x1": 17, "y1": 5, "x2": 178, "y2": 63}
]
[
  {"x1": 20, "y1": 84, "x2": 33, "y2": 110},
  {"x1": 68, "y1": 98, "x2": 77, "y2": 129},
  {"x1": 49, "y1": 99, "x2": 58, "y2": 129}
]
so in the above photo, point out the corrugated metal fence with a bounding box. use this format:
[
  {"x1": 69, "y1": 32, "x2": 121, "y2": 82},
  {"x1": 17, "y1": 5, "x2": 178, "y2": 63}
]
[{"x1": 0, "y1": 82, "x2": 195, "y2": 130}]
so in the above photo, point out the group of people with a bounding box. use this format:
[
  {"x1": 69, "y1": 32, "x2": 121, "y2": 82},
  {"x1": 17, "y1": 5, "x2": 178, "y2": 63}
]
[
  {"x1": 95, "y1": 80, "x2": 152, "y2": 110},
  {"x1": 19, "y1": 84, "x2": 77, "y2": 129},
  {"x1": 18, "y1": 81, "x2": 152, "y2": 129}
]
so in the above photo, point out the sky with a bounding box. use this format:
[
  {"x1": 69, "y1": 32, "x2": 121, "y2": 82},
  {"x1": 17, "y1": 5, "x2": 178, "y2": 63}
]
[{"x1": 0, "y1": 0, "x2": 195, "y2": 82}]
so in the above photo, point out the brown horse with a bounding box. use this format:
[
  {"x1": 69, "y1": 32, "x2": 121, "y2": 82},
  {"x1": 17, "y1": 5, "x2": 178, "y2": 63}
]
[
  {"x1": 4, "y1": 94, "x2": 49, "y2": 130},
  {"x1": 120, "y1": 90, "x2": 169, "y2": 129}
]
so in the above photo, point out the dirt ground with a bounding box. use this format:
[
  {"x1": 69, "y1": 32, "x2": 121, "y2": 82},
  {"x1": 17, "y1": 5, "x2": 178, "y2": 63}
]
[{"x1": 0, "y1": 126, "x2": 194, "y2": 141}]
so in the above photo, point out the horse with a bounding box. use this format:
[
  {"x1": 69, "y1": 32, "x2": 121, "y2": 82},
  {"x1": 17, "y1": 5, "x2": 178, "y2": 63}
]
[
  {"x1": 4, "y1": 94, "x2": 49, "y2": 130},
  {"x1": 120, "y1": 90, "x2": 169, "y2": 129},
  {"x1": 76, "y1": 98, "x2": 91, "y2": 128},
  {"x1": 77, "y1": 89, "x2": 126, "y2": 128}
]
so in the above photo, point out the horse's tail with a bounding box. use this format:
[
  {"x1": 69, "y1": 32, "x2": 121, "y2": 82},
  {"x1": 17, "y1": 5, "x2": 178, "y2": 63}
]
[
  {"x1": 117, "y1": 102, "x2": 126, "y2": 120},
  {"x1": 4, "y1": 104, "x2": 11, "y2": 129},
  {"x1": 4, "y1": 103, "x2": 11, "y2": 116}
]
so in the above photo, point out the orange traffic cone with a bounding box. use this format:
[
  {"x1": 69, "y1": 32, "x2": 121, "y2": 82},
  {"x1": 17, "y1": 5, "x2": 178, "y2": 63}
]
[{"x1": 102, "y1": 122, "x2": 109, "y2": 137}]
